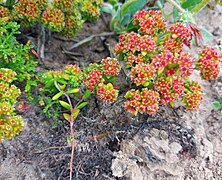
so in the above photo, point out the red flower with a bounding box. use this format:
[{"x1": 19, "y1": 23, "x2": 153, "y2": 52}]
[
  {"x1": 84, "y1": 69, "x2": 102, "y2": 91},
  {"x1": 102, "y1": 57, "x2": 120, "y2": 76},
  {"x1": 182, "y1": 81, "x2": 203, "y2": 111},
  {"x1": 197, "y1": 47, "x2": 221, "y2": 80},
  {"x1": 96, "y1": 83, "x2": 118, "y2": 103}
]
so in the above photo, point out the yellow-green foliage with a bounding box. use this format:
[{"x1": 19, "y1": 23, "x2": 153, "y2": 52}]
[
  {"x1": 0, "y1": 68, "x2": 23, "y2": 142},
  {"x1": 3, "y1": 0, "x2": 104, "y2": 38}
]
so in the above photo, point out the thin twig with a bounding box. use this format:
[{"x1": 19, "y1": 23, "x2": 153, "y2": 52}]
[
  {"x1": 68, "y1": 32, "x2": 115, "y2": 51},
  {"x1": 30, "y1": 146, "x2": 67, "y2": 154},
  {"x1": 69, "y1": 121, "x2": 75, "y2": 180},
  {"x1": 37, "y1": 25, "x2": 46, "y2": 61},
  {"x1": 53, "y1": 80, "x2": 77, "y2": 180},
  {"x1": 61, "y1": 47, "x2": 83, "y2": 56}
]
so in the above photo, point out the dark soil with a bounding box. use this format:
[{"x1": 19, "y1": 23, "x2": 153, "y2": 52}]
[{"x1": 1, "y1": 4, "x2": 222, "y2": 180}]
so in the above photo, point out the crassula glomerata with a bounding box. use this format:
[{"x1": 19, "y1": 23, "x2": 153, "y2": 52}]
[{"x1": 115, "y1": 10, "x2": 221, "y2": 115}]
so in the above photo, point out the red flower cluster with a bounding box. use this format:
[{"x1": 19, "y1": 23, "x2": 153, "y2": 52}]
[
  {"x1": 0, "y1": 83, "x2": 21, "y2": 104},
  {"x1": 154, "y1": 77, "x2": 184, "y2": 105},
  {"x1": 81, "y1": 0, "x2": 104, "y2": 21},
  {"x1": 0, "y1": 114, "x2": 23, "y2": 141},
  {"x1": 125, "y1": 53, "x2": 145, "y2": 67},
  {"x1": 0, "y1": 68, "x2": 23, "y2": 142},
  {"x1": 177, "y1": 52, "x2": 195, "y2": 77},
  {"x1": 162, "y1": 23, "x2": 192, "y2": 53},
  {"x1": 14, "y1": 0, "x2": 47, "y2": 24},
  {"x1": 168, "y1": 23, "x2": 192, "y2": 46},
  {"x1": 84, "y1": 69, "x2": 103, "y2": 91},
  {"x1": 53, "y1": 0, "x2": 74, "y2": 10},
  {"x1": 162, "y1": 36, "x2": 183, "y2": 53},
  {"x1": 0, "y1": 7, "x2": 11, "y2": 20},
  {"x1": 131, "y1": 63, "x2": 156, "y2": 86},
  {"x1": 115, "y1": 32, "x2": 139, "y2": 53},
  {"x1": 182, "y1": 81, "x2": 203, "y2": 111},
  {"x1": 114, "y1": 9, "x2": 221, "y2": 115},
  {"x1": 196, "y1": 47, "x2": 221, "y2": 80},
  {"x1": 62, "y1": 10, "x2": 83, "y2": 38},
  {"x1": 96, "y1": 83, "x2": 118, "y2": 103},
  {"x1": 137, "y1": 35, "x2": 156, "y2": 52},
  {"x1": 124, "y1": 88, "x2": 160, "y2": 115},
  {"x1": 114, "y1": 32, "x2": 156, "y2": 55},
  {"x1": 134, "y1": 10, "x2": 166, "y2": 35},
  {"x1": 133, "y1": 9, "x2": 148, "y2": 25},
  {"x1": 102, "y1": 57, "x2": 120, "y2": 76},
  {"x1": 64, "y1": 64, "x2": 84, "y2": 86},
  {"x1": 65, "y1": 64, "x2": 81, "y2": 74},
  {"x1": 140, "y1": 88, "x2": 160, "y2": 114},
  {"x1": 83, "y1": 57, "x2": 120, "y2": 102},
  {"x1": 152, "y1": 50, "x2": 176, "y2": 69},
  {"x1": 0, "y1": 68, "x2": 16, "y2": 83},
  {"x1": 41, "y1": 7, "x2": 65, "y2": 32}
]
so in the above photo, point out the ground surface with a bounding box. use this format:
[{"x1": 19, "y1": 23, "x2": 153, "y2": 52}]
[{"x1": 0, "y1": 3, "x2": 222, "y2": 180}]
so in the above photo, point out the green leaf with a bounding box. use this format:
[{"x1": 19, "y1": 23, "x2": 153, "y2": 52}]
[
  {"x1": 109, "y1": 0, "x2": 118, "y2": 6},
  {"x1": 52, "y1": 121, "x2": 57, "y2": 129},
  {"x1": 155, "y1": 0, "x2": 164, "y2": 9},
  {"x1": 71, "y1": 109, "x2": 80, "y2": 120},
  {"x1": 172, "y1": 7, "x2": 179, "y2": 22},
  {"x1": 83, "y1": 89, "x2": 91, "y2": 100},
  {"x1": 190, "y1": 0, "x2": 210, "y2": 13},
  {"x1": 143, "y1": 81, "x2": 149, "y2": 87},
  {"x1": 181, "y1": 0, "x2": 202, "y2": 10},
  {"x1": 45, "y1": 79, "x2": 54, "y2": 87},
  {"x1": 59, "y1": 100, "x2": 71, "y2": 110},
  {"x1": 58, "y1": 83, "x2": 66, "y2": 90},
  {"x1": 107, "y1": 76, "x2": 116, "y2": 83},
  {"x1": 63, "y1": 113, "x2": 71, "y2": 121},
  {"x1": 66, "y1": 136, "x2": 71, "y2": 146},
  {"x1": 66, "y1": 88, "x2": 79, "y2": 94},
  {"x1": 121, "y1": 0, "x2": 146, "y2": 15},
  {"x1": 110, "y1": 0, "x2": 146, "y2": 32},
  {"x1": 199, "y1": 27, "x2": 213, "y2": 43},
  {"x1": 52, "y1": 91, "x2": 63, "y2": 100},
  {"x1": 120, "y1": 14, "x2": 131, "y2": 26},
  {"x1": 125, "y1": 20, "x2": 136, "y2": 32},
  {"x1": 57, "y1": 79, "x2": 67, "y2": 85},
  {"x1": 212, "y1": 101, "x2": 222, "y2": 109},
  {"x1": 125, "y1": 91, "x2": 132, "y2": 99},
  {"x1": 77, "y1": 102, "x2": 88, "y2": 109},
  {"x1": 6, "y1": 0, "x2": 15, "y2": 6},
  {"x1": 169, "y1": 101, "x2": 175, "y2": 107},
  {"x1": 101, "y1": 4, "x2": 113, "y2": 14}
]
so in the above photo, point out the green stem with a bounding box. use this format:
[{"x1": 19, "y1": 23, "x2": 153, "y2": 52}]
[
  {"x1": 166, "y1": 0, "x2": 185, "y2": 13},
  {"x1": 69, "y1": 120, "x2": 74, "y2": 180},
  {"x1": 54, "y1": 80, "x2": 73, "y2": 110},
  {"x1": 191, "y1": 0, "x2": 209, "y2": 13}
]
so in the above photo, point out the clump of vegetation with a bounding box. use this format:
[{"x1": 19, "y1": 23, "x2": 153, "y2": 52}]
[
  {"x1": 0, "y1": 68, "x2": 23, "y2": 142},
  {"x1": 0, "y1": 17, "x2": 37, "y2": 94},
  {"x1": 40, "y1": 57, "x2": 120, "y2": 118},
  {"x1": 1, "y1": 0, "x2": 104, "y2": 38},
  {"x1": 114, "y1": 9, "x2": 221, "y2": 115},
  {"x1": 0, "y1": 17, "x2": 38, "y2": 142},
  {"x1": 0, "y1": 0, "x2": 221, "y2": 179}
]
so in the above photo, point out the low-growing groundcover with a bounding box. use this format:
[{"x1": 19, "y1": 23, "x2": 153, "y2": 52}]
[{"x1": 0, "y1": 1, "x2": 222, "y2": 180}]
